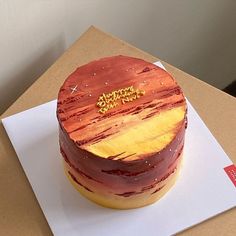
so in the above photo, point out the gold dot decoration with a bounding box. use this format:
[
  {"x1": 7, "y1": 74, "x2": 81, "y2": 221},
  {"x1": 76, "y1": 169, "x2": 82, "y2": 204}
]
[{"x1": 96, "y1": 85, "x2": 145, "y2": 114}]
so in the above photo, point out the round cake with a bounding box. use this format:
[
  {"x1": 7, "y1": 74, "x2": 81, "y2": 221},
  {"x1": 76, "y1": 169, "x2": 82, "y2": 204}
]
[{"x1": 57, "y1": 55, "x2": 187, "y2": 209}]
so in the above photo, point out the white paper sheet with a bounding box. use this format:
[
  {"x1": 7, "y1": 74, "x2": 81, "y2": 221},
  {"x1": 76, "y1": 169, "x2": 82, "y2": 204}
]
[{"x1": 2, "y1": 62, "x2": 236, "y2": 236}]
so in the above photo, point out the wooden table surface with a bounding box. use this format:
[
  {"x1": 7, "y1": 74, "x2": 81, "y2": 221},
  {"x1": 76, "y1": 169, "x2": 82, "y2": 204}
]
[{"x1": 0, "y1": 26, "x2": 235, "y2": 235}]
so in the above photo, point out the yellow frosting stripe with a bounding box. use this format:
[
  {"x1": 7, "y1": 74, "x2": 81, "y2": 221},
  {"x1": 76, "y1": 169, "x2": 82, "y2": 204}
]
[{"x1": 86, "y1": 106, "x2": 185, "y2": 160}]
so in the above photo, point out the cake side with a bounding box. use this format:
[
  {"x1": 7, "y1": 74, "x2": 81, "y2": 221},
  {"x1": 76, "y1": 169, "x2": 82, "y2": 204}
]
[{"x1": 64, "y1": 155, "x2": 182, "y2": 209}]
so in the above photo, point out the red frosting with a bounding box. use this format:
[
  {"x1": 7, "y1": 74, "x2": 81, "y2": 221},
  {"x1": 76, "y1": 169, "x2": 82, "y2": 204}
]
[
  {"x1": 59, "y1": 123, "x2": 185, "y2": 195},
  {"x1": 57, "y1": 55, "x2": 187, "y2": 196}
]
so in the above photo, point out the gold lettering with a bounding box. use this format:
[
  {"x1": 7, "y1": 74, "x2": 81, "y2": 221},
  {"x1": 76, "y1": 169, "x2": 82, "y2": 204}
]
[
  {"x1": 97, "y1": 101, "x2": 106, "y2": 107},
  {"x1": 97, "y1": 86, "x2": 145, "y2": 114},
  {"x1": 121, "y1": 97, "x2": 130, "y2": 104},
  {"x1": 99, "y1": 107, "x2": 108, "y2": 114}
]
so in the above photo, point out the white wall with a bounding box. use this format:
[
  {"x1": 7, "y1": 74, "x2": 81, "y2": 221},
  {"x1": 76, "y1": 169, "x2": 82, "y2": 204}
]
[{"x1": 0, "y1": 0, "x2": 235, "y2": 113}]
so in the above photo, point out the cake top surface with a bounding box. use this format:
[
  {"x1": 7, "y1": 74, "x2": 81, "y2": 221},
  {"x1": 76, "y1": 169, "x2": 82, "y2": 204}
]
[{"x1": 57, "y1": 55, "x2": 187, "y2": 161}]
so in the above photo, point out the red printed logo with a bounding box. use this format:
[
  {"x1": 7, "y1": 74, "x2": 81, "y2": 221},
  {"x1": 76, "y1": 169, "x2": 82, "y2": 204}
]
[{"x1": 224, "y1": 164, "x2": 236, "y2": 187}]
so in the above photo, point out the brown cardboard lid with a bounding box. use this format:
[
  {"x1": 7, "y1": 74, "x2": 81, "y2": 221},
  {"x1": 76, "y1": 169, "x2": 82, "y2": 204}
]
[{"x1": 0, "y1": 26, "x2": 235, "y2": 235}]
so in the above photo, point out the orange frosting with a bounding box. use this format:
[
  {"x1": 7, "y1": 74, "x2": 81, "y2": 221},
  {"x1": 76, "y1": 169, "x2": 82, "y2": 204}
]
[{"x1": 57, "y1": 55, "x2": 187, "y2": 208}]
